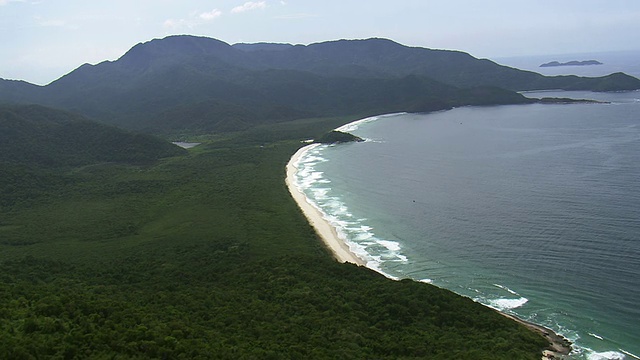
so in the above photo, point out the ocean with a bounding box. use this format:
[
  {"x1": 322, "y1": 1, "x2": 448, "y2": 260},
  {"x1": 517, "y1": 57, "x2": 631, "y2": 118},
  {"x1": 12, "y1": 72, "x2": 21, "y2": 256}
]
[{"x1": 291, "y1": 53, "x2": 640, "y2": 360}]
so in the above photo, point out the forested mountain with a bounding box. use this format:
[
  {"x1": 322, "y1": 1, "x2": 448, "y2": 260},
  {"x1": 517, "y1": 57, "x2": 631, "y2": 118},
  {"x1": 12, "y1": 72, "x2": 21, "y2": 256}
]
[
  {"x1": 1, "y1": 35, "x2": 638, "y2": 135},
  {"x1": 232, "y1": 38, "x2": 640, "y2": 91}
]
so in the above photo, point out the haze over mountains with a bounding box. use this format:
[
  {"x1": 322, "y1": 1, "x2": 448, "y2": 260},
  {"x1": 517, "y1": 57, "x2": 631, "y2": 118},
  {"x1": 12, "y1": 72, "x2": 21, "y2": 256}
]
[{"x1": 1, "y1": 35, "x2": 639, "y2": 135}]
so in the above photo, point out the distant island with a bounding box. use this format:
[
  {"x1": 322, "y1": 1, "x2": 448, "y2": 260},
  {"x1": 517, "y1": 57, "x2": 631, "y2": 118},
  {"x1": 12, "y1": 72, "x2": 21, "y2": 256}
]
[{"x1": 540, "y1": 60, "x2": 603, "y2": 67}]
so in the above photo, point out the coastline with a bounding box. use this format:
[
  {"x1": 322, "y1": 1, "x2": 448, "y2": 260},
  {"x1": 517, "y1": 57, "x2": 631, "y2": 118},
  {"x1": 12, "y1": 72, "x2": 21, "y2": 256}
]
[
  {"x1": 286, "y1": 144, "x2": 366, "y2": 266},
  {"x1": 500, "y1": 313, "x2": 572, "y2": 359},
  {"x1": 285, "y1": 137, "x2": 572, "y2": 359}
]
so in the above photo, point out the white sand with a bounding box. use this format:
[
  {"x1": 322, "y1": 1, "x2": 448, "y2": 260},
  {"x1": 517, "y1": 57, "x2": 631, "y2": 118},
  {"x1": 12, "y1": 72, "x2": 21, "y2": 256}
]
[{"x1": 286, "y1": 145, "x2": 365, "y2": 266}]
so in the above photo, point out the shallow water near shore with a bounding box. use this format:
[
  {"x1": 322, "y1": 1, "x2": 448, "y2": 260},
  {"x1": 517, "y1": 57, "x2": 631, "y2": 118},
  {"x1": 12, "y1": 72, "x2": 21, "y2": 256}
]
[{"x1": 292, "y1": 91, "x2": 640, "y2": 359}]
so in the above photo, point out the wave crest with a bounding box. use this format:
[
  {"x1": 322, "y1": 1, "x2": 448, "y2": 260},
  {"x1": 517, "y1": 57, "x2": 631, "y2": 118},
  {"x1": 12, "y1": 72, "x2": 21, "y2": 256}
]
[{"x1": 485, "y1": 297, "x2": 529, "y2": 311}]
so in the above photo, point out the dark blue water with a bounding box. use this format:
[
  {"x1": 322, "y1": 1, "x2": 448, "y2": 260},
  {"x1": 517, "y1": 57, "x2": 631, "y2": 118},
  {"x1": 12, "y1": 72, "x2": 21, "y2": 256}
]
[{"x1": 292, "y1": 91, "x2": 640, "y2": 359}]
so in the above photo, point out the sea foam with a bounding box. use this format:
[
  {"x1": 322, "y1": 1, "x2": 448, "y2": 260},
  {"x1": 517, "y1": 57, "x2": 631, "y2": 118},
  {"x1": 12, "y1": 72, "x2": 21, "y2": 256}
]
[
  {"x1": 620, "y1": 349, "x2": 640, "y2": 360},
  {"x1": 293, "y1": 134, "x2": 409, "y2": 280},
  {"x1": 493, "y1": 283, "x2": 520, "y2": 295},
  {"x1": 589, "y1": 333, "x2": 604, "y2": 341},
  {"x1": 336, "y1": 112, "x2": 407, "y2": 133},
  {"x1": 586, "y1": 351, "x2": 627, "y2": 360},
  {"x1": 485, "y1": 297, "x2": 529, "y2": 311}
]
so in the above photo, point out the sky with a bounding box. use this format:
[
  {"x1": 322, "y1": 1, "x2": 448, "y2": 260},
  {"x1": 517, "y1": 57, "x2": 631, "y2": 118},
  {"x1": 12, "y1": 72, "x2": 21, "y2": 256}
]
[{"x1": 2, "y1": 0, "x2": 639, "y2": 85}]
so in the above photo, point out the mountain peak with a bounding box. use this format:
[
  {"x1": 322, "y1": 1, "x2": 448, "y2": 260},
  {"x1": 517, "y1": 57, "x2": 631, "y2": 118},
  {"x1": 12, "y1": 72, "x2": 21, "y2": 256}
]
[
  {"x1": 118, "y1": 35, "x2": 235, "y2": 69},
  {"x1": 308, "y1": 37, "x2": 404, "y2": 51},
  {"x1": 123, "y1": 35, "x2": 232, "y2": 56}
]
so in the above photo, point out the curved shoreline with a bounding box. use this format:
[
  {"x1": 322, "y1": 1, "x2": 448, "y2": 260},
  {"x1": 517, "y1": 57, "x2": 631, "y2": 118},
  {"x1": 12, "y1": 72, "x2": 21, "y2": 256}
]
[
  {"x1": 285, "y1": 141, "x2": 571, "y2": 359},
  {"x1": 286, "y1": 144, "x2": 366, "y2": 266}
]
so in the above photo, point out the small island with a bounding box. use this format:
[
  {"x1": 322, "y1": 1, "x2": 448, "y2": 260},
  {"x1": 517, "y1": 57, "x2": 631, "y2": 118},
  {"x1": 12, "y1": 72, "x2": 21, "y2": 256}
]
[{"x1": 540, "y1": 60, "x2": 603, "y2": 67}]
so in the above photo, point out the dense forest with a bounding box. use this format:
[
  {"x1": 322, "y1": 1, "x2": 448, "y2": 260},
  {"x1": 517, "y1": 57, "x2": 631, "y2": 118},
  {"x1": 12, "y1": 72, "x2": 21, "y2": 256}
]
[{"x1": 0, "y1": 107, "x2": 550, "y2": 358}]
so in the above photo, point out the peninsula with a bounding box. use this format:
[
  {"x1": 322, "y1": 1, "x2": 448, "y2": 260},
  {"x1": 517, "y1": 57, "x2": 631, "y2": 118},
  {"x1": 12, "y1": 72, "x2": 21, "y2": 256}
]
[{"x1": 316, "y1": 130, "x2": 365, "y2": 144}]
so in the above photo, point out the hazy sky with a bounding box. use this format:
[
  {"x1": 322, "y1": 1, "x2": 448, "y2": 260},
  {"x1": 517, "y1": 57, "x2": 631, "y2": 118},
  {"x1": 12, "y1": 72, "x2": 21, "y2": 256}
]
[{"x1": 2, "y1": 0, "x2": 639, "y2": 85}]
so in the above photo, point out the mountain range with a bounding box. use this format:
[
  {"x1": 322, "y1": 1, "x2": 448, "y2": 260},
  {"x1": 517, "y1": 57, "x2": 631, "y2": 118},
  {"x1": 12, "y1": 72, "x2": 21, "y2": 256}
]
[{"x1": 2, "y1": 35, "x2": 639, "y2": 135}]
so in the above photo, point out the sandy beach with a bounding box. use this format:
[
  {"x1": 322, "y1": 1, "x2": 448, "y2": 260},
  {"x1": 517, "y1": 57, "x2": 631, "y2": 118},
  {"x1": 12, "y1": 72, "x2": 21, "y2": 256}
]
[{"x1": 286, "y1": 144, "x2": 366, "y2": 266}]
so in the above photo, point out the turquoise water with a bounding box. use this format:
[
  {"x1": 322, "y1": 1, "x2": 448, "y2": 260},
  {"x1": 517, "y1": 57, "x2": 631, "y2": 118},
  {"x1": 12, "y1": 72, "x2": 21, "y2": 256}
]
[{"x1": 292, "y1": 91, "x2": 640, "y2": 359}]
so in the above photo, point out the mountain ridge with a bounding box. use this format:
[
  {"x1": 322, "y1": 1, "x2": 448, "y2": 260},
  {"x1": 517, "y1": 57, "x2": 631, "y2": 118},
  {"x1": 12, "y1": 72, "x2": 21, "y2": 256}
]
[{"x1": 1, "y1": 35, "x2": 639, "y2": 135}]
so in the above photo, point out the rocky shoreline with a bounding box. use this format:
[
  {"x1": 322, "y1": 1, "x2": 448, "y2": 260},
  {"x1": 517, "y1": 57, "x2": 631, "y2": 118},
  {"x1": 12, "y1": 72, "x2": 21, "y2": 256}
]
[{"x1": 500, "y1": 313, "x2": 572, "y2": 359}]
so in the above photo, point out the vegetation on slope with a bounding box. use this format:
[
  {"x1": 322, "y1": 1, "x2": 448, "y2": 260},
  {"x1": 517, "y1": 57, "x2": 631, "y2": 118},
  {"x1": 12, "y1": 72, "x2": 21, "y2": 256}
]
[
  {"x1": 0, "y1": 105, "x2": 185, "y2": 210},
  {"x1": 0, "y1": 105, "x2": 184, "y2": 167},
  {"x1": 0, "y1": 113, "x2": 549, "y2": 359}
]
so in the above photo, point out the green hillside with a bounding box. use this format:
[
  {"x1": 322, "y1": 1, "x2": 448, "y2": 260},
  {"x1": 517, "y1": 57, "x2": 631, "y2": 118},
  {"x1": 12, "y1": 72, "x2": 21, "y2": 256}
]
[
  {"x1": 0, "y1": 104, "x2": 184, "y2": 209},
  {"x1": 0, "y1": 105, "x2": 184, "y2": 166},
  {"x1": 0, "y1": 112, "x2": 550, "y2": 359}
]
